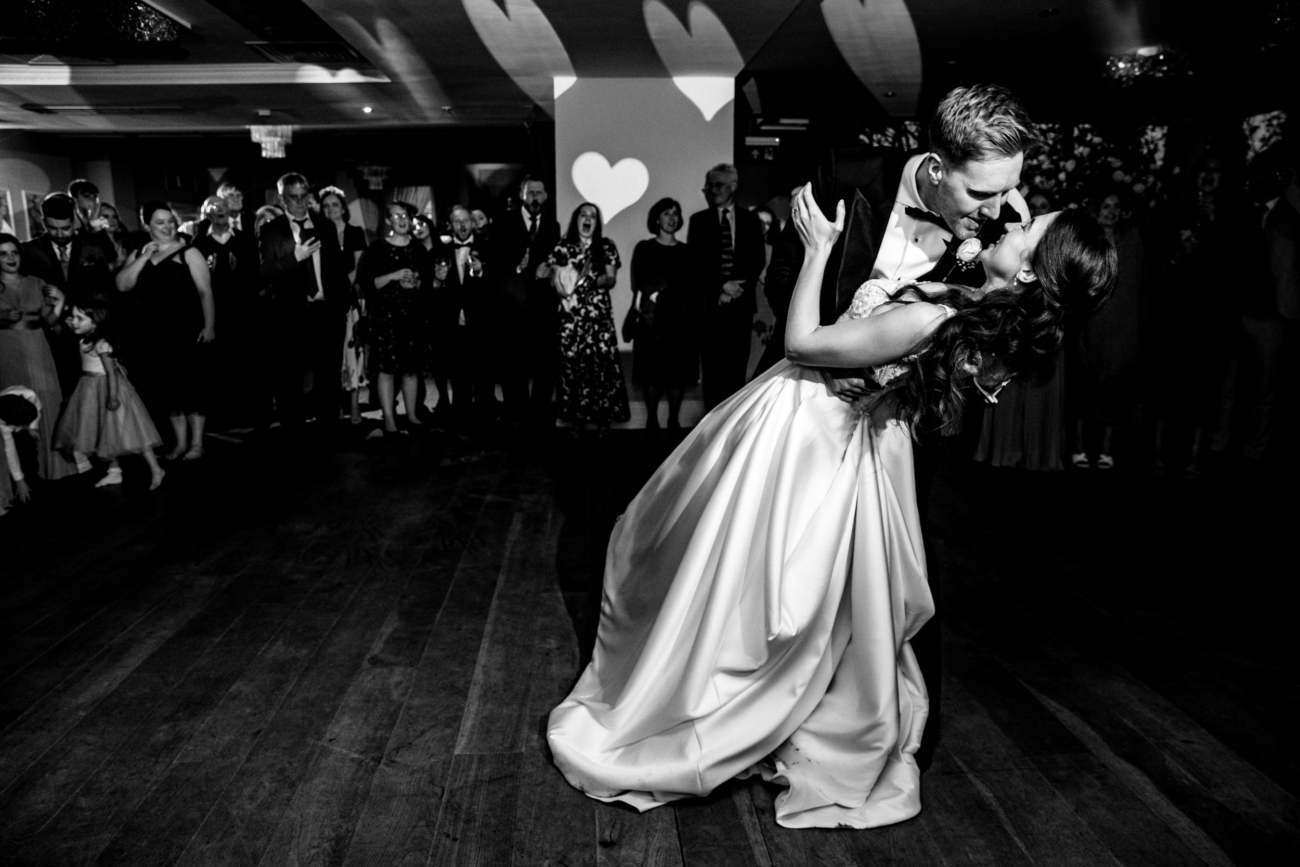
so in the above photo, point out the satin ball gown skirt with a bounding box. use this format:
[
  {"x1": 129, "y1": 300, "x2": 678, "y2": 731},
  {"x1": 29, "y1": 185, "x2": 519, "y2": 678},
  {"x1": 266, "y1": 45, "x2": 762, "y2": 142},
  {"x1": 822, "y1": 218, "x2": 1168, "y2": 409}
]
[{"x1": 547, "y1": 359, "x2": 934, "y2": 829}]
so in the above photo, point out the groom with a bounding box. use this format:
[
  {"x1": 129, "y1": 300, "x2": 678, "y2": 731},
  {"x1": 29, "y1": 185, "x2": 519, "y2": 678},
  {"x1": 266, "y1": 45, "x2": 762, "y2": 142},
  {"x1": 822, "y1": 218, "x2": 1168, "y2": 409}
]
[{"x1": 765, "y1": 83, "x2": 1037, "y2": 769}]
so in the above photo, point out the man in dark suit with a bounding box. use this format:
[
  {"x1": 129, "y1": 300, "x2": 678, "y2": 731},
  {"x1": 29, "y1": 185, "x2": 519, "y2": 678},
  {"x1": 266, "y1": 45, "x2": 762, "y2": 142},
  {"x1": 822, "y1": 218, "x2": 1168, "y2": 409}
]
[
  {"x1": 764, "y1": 84, "x2": 1037, "y2": 771},
  {"x1": 20, "y1": 194, "x2": 114, "y2": 306},
  {"x1": 431, "y1": 205, "x2": 490, "y2": 422},
  {"x1": 688, "y1": 163, "x2": 767, "y2": 410},
  {"x1": 21, "y1": 194, "x2": 116, "y2": 391},
  {"x1": 489, "y1": 176, "x2": 561, "y2": 424},
  {"x1": 258, "y1": 171, "x2": 342, "y2": 432}
]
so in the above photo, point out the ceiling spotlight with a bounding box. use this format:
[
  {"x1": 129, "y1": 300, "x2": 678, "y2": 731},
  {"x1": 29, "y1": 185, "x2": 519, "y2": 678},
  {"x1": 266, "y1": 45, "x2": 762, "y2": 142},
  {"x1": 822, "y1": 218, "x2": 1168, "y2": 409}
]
[
  {"x1": 883, "y1": 91, "x2": 897, "y2": 98},
  {"x1": 362, "y1": 105, "x2": 373, "y2": 114},
  {"x1": 1039, "y1": 7, "x2": 1059, "y2": 16}
]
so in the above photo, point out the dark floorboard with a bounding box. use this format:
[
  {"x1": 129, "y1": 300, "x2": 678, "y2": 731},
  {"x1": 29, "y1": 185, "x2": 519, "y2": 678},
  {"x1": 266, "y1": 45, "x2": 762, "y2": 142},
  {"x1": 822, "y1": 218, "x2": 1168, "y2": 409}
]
[{"x1": 1, "y1": 422, "x2": 1296, "y2": 866}]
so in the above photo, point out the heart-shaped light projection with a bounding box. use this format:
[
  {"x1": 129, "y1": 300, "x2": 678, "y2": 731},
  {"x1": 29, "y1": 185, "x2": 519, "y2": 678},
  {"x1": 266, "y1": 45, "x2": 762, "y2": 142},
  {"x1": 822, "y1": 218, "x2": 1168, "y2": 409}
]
[
  {"x1": 571, "y1": 152, "x2": 649, "y2": 223},
  {"x1": 644, "y1": 1, "x2": 743, "y2": 121},
  {"x1": 821, "y1": 0, "x2": 922, "y2": 117},
  {"x1": 669, "y1": 76, "x2": 734, "y2": 122},
  {"x1": 463, "y1": 0, "x2": 575, "y2": 116}
]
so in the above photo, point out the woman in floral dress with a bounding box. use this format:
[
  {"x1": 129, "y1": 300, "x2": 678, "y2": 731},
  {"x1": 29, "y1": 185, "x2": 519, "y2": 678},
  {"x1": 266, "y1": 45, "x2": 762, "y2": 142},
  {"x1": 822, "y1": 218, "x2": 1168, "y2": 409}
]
[{"x1": 547, "y1": 203, "x2": 630, "y2": 429}]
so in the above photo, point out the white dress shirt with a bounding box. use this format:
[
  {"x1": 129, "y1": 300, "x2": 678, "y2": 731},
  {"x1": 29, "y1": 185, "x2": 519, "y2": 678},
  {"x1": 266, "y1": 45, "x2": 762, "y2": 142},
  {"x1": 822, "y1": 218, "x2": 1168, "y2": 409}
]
[
  {"x1": 871, "y1": 154, "x2": 954, "y2": 281},
  {"x1": 872, "y1": 153, "x2": 1030, "y2": 282}
]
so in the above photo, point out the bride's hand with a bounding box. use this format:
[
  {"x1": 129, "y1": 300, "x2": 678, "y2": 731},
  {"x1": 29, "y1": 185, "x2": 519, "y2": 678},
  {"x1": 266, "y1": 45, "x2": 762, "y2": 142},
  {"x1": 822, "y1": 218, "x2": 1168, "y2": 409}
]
[{"x1": 791, "y1": 183, "x2": 844, "y2": 253}]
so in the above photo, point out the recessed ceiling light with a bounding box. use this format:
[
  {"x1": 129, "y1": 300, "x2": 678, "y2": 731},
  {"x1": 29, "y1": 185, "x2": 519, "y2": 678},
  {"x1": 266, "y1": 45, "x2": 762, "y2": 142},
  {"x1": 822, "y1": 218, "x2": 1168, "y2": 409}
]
[
  {"x1": 1039, "y1": 7, "x2": 1059, "y2": 17},
  {"x1": 362, "y1": 105, "x2": 373, "y2": 113},
  {"x1": 884, "y1": 91, "x2": 897, "y2": 98}
]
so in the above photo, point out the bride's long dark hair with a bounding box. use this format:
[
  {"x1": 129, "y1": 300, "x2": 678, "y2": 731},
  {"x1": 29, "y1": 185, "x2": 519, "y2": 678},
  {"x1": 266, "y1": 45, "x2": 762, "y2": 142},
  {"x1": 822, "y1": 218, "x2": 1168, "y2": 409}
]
[{"x1": 886, "y1": 209, "x2": 1116, "y2": 435}]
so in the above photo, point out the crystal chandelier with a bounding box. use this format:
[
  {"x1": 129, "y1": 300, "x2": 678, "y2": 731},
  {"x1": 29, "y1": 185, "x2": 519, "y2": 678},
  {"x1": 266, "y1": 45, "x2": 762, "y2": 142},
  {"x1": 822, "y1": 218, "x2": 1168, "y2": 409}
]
[{"x1": 249, "y1": 125, "x2": 295, "y2": 159}]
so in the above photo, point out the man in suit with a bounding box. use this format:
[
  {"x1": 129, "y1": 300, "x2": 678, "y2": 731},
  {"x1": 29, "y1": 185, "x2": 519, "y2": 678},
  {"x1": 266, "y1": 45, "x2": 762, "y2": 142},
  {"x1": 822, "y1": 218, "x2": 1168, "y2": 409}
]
[
  {"x1": 258, "y1": 172, "x2": 342, "y2": 432},
  {"x1": 431, "y1": 205, "x2": 490, "y2": 422},
  {"x1": 21, "y1": 193, "x2": 114, "y2": 306},
  {"x1": 21, "y1": 194, "x2": 116, "y2": 391},
  {"x1": 688, "y1": 163, "x2": 767, "y2": 409},
  {"x1": 764, "y1": 84, "x2": 1037, "y2": 771},
  {"x1": 490, "y1": 176, "x2": 561, "y2": 425}
]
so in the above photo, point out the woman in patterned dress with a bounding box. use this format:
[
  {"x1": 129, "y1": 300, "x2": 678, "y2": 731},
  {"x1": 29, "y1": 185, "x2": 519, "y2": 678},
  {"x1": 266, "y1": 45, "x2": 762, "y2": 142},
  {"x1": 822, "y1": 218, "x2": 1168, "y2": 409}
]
[{"x1": 547, "y1": 203, "x2": 630, "y2": 430}]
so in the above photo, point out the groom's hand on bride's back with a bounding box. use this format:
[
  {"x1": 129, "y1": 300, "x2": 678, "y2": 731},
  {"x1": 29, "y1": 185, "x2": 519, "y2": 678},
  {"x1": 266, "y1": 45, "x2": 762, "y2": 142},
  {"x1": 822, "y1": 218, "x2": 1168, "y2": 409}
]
[{"x1": 819, "y1": 369, "x2": 872, "y2": 402}]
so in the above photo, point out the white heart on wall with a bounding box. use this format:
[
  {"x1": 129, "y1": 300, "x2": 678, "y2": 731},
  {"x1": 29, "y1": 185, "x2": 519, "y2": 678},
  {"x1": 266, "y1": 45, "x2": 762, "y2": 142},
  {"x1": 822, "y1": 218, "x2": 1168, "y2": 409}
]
[
  {"x1": 571, "y1": 152, "x2": 649, "y2": 224},
  {"x1": 644, "y1": 1, "x2": 743, "y2": 121},
  {"x1": 463, "y1": 0, "x2": 575, "y2": 116}
]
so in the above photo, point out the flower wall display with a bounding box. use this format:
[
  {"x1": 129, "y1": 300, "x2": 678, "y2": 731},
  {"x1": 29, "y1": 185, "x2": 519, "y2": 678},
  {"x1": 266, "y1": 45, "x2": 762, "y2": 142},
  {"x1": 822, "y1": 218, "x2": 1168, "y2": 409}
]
[
  {"x1": 857, "y1": 120, "x2": 1173, "y2": 218},
  {"x1": 858, "y1": 111, "x2": 1288, "y2": 224},
  {"x1": 1021, "y1": 122, "x2": 1170, "y2": 214}
]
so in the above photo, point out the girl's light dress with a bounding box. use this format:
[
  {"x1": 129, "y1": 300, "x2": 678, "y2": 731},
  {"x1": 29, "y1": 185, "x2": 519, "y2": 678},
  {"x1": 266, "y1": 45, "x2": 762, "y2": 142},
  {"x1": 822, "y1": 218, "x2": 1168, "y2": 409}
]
[{"x1": 56, "y1": 339, "x2": 161, "y2": 459}]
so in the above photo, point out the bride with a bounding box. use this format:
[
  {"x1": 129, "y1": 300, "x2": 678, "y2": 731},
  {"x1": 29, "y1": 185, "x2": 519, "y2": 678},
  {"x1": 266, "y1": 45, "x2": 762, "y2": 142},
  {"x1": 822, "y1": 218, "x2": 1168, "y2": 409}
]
[{"x1": 547, "y1": 184, "x2": 1116, "y2": 828}]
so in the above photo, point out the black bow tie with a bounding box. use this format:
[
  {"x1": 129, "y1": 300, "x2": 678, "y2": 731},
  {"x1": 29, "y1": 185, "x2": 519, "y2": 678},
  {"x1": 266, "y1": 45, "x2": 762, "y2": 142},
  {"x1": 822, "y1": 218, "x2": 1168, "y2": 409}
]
[{"x1": 904, "y1": 206, "x2": 949, "y2": 230}]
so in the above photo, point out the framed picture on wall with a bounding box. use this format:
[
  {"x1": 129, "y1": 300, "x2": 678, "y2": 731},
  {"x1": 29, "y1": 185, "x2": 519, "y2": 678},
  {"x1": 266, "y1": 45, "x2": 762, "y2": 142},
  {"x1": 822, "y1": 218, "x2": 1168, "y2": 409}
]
[
  {"x1": 23, "y1": 191, "x2": 47, "y2": 240},
  {"x1": 0, "y1": 190, "x2": 14, "y2": 236}
]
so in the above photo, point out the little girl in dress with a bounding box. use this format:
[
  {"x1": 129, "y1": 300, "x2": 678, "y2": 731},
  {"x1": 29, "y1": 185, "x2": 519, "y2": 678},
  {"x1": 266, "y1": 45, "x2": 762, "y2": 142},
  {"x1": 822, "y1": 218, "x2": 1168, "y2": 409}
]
[{"x1": 55, "y1": 302, "x2": 165, "y2": 490}]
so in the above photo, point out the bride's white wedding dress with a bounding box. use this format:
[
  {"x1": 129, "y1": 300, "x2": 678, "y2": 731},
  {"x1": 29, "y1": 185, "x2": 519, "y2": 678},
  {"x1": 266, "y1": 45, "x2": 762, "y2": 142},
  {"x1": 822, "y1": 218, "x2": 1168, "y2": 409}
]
[{"x1": 547, "y1": 279, "x2": 938, "y2": 829}]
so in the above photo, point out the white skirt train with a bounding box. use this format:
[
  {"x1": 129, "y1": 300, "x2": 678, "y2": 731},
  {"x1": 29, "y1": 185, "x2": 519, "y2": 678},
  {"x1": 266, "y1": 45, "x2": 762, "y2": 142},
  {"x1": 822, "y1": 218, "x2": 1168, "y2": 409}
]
[{"x1": 547, "y1": 359, "x2": 934, "y2": 829}]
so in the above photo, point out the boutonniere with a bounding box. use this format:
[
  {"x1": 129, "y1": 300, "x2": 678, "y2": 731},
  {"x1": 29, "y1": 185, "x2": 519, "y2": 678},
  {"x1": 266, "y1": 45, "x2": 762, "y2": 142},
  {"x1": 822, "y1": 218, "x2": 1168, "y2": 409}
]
[{"x1": 952, "y1": 237, "x2": 983, "y2": 272}]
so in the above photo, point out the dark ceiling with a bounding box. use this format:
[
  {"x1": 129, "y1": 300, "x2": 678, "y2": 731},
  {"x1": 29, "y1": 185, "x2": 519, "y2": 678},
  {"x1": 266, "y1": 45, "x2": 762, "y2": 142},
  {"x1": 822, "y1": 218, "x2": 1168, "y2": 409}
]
[{"x1": 1, "y1": 0, "x2": 1294, "y2": 136}]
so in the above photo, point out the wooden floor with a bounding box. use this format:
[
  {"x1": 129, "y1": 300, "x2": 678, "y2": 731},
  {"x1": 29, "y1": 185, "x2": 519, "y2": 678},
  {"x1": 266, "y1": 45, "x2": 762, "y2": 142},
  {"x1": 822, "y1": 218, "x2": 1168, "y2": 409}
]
[{"x1": 1, "y1": 423, "x2": 1297, "y2": 866}]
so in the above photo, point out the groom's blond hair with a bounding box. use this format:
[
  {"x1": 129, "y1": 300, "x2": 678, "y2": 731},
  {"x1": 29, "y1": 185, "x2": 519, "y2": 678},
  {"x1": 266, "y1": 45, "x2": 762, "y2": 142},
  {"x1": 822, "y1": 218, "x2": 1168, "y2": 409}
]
[{"x1": 929, "y1": 84, "x2": 1037, "y2": 166}]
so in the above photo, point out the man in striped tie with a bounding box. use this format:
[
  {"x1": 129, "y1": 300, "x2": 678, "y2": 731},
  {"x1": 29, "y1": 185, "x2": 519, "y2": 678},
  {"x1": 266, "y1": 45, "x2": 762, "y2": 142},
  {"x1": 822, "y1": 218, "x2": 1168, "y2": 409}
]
[{"x1": 687, "y1": 163, "x2": 766, "y2": 410}]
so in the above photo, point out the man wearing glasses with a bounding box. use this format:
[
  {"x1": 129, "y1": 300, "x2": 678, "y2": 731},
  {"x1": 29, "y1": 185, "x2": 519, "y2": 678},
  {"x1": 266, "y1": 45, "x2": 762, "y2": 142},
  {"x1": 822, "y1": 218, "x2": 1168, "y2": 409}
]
[{"x1": 687, "y1": 164, "x2": 766, "y2": 410}]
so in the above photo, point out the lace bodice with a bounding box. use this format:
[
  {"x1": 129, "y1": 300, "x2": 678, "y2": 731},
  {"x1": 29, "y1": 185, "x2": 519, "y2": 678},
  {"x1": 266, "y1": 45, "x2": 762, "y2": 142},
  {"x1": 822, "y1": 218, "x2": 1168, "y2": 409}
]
[{"x1": 835, "y1": 278, "x2": 929, "y2": 386}]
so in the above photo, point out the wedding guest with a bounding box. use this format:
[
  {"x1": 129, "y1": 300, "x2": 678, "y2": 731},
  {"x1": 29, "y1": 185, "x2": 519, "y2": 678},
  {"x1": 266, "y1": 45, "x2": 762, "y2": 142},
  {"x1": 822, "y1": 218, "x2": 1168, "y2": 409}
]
[
  {"x1": 489, "y1": 176, "x2": 561, "y2": 425},
  {"x1": 218, "y1": 182, "x2": 246, "y2": 232},
  {"x1": 0, "y1": 387, "x2": 41, "y2": 515},
  {"x1": 1027, "y1": 189, "x2": 1052, "y2": 218},
  {"x1": 67, "y1": 179, "x2": 120, "y2": 265},
  {"x1": 1238, "y1": 145, "x2": 1299, "y2": 466},
  {"x1": 412, "y1": 213, "x2": 435, "y2": 252},
  {"x1": 315, "y1": 186, "x2": 366, "y2": 424},
  {"x1": 0, "y1": 233, "x2": 77, "y2": 481},
  {"x1": 687, "y1": 164, "x2": 766, "y2": 409},
  {"x1": 259, "y1": 173, "x2": 344, "y2": 431},
  {"x1": 976, "y1": 188, "x2": 1067, "y2": 470},
  {"x1": 20, "y1": 194, "x2": 114, "y2": 308},
  {"x1": 192, "y1": 195, "x2": 258, "y2": 427},
  {"x1": 547, "y1": 203, "x2": 629, "y2": 431},
  {"x1": 358, "y1": 202, "x2": 430, "y2": 435},
  {"x1": 629, "y1": 198, "x2": 696, "y2": 430},
  {"x1": 1070, "y1": 189, "x2": 1144, "y2": 469},
  {"x1": 319, "y1": 187, "x2": 368, "y2": 427},
  {"x1": 471, "y1": 208, "x2": 491, "y2": 242},
  {"x1": 96, "y1": 203, "x2": 130, "y2": 270},
  {"x1": 116, "y1": 201, "x2": 216, "y2": 460},
  {"x1": 432, "y1": 205, "x2": 490, "y2": 420},
  {"x1": 1146, "y1": 153, "x2": 1248, "y2": 477}
]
